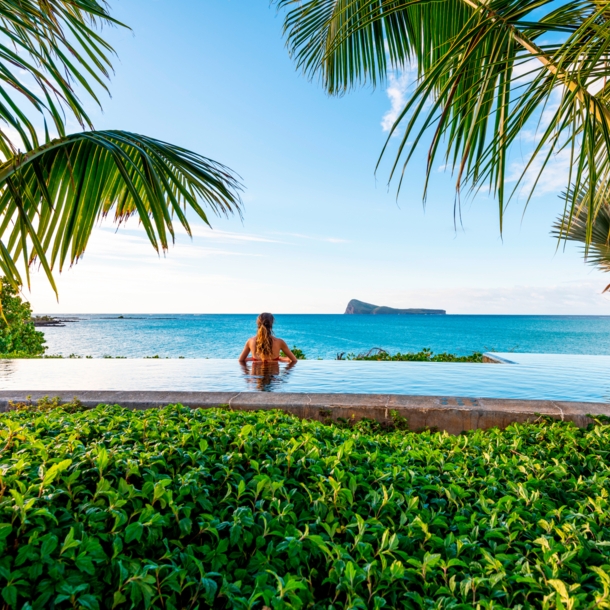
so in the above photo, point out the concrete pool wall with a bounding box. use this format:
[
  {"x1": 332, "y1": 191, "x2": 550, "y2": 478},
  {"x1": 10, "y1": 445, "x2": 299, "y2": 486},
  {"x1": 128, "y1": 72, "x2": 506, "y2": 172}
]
[{"x1": 0, "y1": 390, "x2": 608, "y2": 434}]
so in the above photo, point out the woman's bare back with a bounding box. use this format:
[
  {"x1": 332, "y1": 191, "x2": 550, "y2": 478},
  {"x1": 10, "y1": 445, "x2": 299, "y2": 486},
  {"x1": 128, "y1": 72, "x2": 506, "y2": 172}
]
[
  {"x1": 240, "y1": 336, "x2": 297, "y2": 362},
  {"x1": 238, "y1": 312, "x2": 298, "y2": 363}
]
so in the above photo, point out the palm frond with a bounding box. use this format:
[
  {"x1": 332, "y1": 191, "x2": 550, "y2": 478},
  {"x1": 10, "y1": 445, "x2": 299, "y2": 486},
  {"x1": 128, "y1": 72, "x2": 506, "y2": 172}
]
[
  {"x1": 553, "y1": 198, "x2": 610, "y2": 285},
  {"x1": 0, "y1": 0, "x2": 121, "y2": 151},
  {"x1": 0, "y1": 130, "x2": 242, "y2": 293},
  {"x1": 553, "y1": 196, "x2": 610, "y2": 292},
  {"x1": 277, "y1": 0, "x2": 610, "y2": 238}
]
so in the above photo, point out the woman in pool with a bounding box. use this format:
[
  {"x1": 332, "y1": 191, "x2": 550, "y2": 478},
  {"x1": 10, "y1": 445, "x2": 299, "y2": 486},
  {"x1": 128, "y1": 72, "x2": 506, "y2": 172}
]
[{"x1": 238, "y1": 312, "x2": 298, "y2": 363}]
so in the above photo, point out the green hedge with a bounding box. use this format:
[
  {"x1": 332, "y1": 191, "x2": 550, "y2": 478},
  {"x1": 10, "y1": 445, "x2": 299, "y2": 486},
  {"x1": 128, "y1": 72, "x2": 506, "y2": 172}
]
[{"x1": 0, "y1": 404, "x2": 609, "y2": 609}]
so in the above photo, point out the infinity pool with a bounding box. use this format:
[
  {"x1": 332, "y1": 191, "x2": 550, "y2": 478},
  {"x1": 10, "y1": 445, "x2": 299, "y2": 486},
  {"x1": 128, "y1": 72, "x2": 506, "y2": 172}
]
[{"x1": 0, "y1": 353, "x2": 607, "y2": 402}]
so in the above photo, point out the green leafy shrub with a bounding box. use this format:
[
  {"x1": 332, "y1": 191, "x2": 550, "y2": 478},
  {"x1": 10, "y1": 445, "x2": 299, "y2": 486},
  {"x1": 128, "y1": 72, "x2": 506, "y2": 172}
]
[
  {"x1": 290, "y1": 346, "x2": 306, "y2": 360},
  {"x1": 0, "y1": 405, "x2": 609, "y2": 608},
  {"x1": 341, "y1": 347, "x2": 483, "y2": 362},
  {"x1": 0, "y1": 279, "x2": 46, "y2": 356},
  {"x1": 8, "y1": 395, "x2": 86, "y2": 413},
  {"x1": 280, "y1": 346, "x2": 306, "y2": 360},
  {"x1": 334, "y1": 409, "x2": 411, "y2": 434}
]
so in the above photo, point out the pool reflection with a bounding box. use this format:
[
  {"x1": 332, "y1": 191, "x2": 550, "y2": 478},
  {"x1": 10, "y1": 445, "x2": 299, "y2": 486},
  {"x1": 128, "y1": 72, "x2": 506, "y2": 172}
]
[{"x1": 239, "y1": 361, "x2": 297, "y2": 391}]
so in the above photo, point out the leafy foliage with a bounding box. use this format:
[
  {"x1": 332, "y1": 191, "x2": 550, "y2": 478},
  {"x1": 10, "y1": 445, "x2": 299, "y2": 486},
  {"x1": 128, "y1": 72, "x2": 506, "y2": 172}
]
[
  {"x1": 0, "y1": 404, "x2": 610, "y2": 608},
  {"x1": 554, "y1": 202, "x2": 610, "y2": 292},
  {"x1": 0, "y1": 1, "x2": 241, "y2": 292},
  {"x1": 332, "y1": 408, "x2": 412, "y2": 434},
  {"x1": 277, "y1": 0, "x2": 610, "y2": 240},
  {"x1": 281, "y1": 346, "x2": 307, "y2": 359},
  {"x1": 0, "y1": 131, "x2": 241, "y2": 291},
  {"x1": 0, "y1": 278, "x2": 45, "y2": 356},
  {"x1": 338, "y1": 347, "x2": 483, "y2": 361},
  {"x1": 8, "y1": 395, "x2": 84, "y2": 413},
  {"x1": 0, "y1": 0, "x2": 118, "y2": 147}
]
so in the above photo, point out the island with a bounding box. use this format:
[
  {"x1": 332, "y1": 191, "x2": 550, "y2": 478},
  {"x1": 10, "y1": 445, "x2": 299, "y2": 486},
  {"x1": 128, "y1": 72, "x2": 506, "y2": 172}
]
[{"x1": 344, "y1": 299, "x2": 446, "y2": 315}]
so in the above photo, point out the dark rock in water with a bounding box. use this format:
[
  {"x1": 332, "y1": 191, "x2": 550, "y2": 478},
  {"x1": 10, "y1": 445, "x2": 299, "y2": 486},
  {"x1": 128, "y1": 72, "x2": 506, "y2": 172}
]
[
  {"x1": 32, "y1": 316, "x2": 78, "y2": 327},
  {"x1": 345, "y1": 299, "x2": 446, "y2": 315}
]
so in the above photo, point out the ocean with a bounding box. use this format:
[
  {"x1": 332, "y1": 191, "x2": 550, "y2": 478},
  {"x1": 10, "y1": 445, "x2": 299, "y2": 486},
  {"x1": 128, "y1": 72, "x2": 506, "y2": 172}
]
[{"x1": 39, "y1": 314, "x2": 610, "y2": 358}]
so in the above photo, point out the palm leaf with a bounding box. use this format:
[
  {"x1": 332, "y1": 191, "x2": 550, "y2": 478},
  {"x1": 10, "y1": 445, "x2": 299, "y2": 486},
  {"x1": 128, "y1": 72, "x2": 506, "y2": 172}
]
[
  {"x1": 553, "y1": 199, "x2": 610, "y2": 291},
  {"x1": 277, "y1": 0, "x2": 610, "y2": 239},
  {"x1": 0, "y1": 130, "x2": 242, "y2": 294},
  {"x1": 0, "y1": 0, "x2": 121, "y2": 151},
  {"x1": 0, "y1": 2, "x2": 244, "y2": 297}
]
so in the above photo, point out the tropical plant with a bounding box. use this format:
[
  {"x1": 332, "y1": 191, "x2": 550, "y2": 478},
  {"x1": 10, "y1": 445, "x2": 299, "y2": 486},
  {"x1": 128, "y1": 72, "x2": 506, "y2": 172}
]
[
  {"x1": 554, "y1": 203, "x2": 610, "y2": 292},
  {"x1": 281, "y1": 345, "x2": 307, "y2": 359},
  {"x1": 0, "y1": 0, "x2": 241, "y2": 294},
  {"x1": 0, "y1": 278, "x2": 45, "y2": 355},
  {"x1": 276, "y1": 0, "x2": 610, "y2": 244},
  {"x1": 1, "y1": 403, "x2": 610, "y2": 607},
  {"x1": 340, "y1": 347, "x2": 483, "y2": 361}
]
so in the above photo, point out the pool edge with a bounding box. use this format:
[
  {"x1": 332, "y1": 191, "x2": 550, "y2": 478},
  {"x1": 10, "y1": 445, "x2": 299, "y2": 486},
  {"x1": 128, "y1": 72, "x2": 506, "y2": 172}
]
[
  {"x1": 0, "y1": 390, "x2": 607, "y2": 434},
  {"x1": 483, "y1": 352, "x2": 517, "y2": 364}
]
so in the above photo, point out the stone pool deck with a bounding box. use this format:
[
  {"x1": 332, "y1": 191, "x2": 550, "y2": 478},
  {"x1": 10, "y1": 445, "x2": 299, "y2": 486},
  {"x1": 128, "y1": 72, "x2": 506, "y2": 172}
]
[{"x1": 0, "y1": 391, "x2": 608, "y2": 434}]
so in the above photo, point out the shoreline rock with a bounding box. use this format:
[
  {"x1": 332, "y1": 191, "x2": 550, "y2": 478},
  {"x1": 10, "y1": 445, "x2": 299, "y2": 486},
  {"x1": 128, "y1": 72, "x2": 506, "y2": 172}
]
[{"x1": 32, "y1": 316, "x2": 79, "y2": 327}]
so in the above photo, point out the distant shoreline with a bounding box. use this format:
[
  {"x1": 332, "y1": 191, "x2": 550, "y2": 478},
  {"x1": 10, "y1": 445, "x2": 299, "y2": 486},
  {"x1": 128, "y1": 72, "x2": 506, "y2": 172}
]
[{"x1": 33, "y1": 313, "x2": 610, "y2": 317}]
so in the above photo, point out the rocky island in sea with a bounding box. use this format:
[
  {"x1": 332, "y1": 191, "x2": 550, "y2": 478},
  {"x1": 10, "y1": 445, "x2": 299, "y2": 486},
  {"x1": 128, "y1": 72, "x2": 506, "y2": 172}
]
[
  {"x1": 32, "y1": 316, "x2": 79, "y2": 327},
  {"x1": 345, "y1": 299, "x2": 446, "y2": 315}
]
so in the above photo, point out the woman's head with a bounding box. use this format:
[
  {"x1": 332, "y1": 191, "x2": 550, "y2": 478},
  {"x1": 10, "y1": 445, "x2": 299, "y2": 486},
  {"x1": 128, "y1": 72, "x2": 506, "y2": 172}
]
[{"x1": 256, "y1": 312, "x2": 275, "y2": 358}]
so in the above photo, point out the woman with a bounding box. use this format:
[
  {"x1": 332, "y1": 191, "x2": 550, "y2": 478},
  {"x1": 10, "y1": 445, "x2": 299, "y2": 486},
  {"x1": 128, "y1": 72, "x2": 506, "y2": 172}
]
[{"x1": 238, "y1": 312, "x2": 298, "y2": 363}]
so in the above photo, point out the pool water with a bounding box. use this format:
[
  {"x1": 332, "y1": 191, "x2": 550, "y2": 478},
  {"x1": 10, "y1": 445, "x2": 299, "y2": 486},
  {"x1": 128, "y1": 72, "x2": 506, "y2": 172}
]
[{"x1": 0, "y1": 353, "x2": 607, "y2": 402}]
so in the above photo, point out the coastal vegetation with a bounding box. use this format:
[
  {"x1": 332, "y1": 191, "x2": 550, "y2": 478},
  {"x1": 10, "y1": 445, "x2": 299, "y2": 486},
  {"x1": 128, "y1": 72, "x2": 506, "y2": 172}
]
[
  {"x1": 278, "y1": 0, "x2": 610, "y2": 285},
  {"x1": 287, "y1": 346, "x2": 307, "y2": 360},
  {"x1": 0, "y1": 279, "x2": 45, "y2": 357},
  {"x1": 0, "y1": 1, "x2": 240, "y2": 294},
  {"x1": 0, "y1": 342, "x2": 485, "y2": 361},
  {"x1": 0, "y1": 403, "x2": 609, "y2": 608},
  {"x1": 339, "y1": 348, "x2": 484, "y2": 362}
]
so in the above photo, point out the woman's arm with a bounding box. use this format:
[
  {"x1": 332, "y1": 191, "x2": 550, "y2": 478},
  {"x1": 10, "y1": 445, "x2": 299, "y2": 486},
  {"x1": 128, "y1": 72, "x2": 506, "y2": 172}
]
[
  {"x1": 279, "y1": 340, "x2": 298, "y2": 363},
  {"x1": 238, "y1": 340, "x2": 251, "y2": 362}
]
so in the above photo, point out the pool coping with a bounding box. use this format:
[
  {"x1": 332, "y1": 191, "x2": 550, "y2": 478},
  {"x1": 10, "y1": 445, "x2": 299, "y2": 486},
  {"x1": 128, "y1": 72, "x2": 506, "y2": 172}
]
[
  {"x1": 0, "y1": 391, "x2": 608, "y2": 434},
  {"x1": 482, "y1": 352, "x2": 517, "y2": 364}
]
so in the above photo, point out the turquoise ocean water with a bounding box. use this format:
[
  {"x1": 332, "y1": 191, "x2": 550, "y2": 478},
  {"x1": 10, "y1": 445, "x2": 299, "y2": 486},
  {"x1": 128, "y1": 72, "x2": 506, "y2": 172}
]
[{"x1": 40, "y1": 314, "x2": 610, "y2": 358}]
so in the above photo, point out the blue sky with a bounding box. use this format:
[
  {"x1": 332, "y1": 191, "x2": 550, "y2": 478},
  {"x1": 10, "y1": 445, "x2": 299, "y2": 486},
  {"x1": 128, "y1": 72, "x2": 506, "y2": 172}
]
[{"x1": 28, "y1": 0, "x2": 610, "y2": 314}]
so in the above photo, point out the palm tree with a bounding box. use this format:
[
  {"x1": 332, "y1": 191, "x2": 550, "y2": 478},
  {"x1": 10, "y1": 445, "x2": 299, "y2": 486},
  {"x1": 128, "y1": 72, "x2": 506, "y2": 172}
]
[
  {"x1": 0, "y1": 0, "x2": 241, "y2": 294},
  {"x1": 277, "y1": 0, "x2": 610, "y2": 250}
]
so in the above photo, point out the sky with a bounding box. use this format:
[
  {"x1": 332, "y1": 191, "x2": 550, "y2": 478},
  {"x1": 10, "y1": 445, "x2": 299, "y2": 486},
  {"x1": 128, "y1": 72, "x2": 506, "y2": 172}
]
[{"x1": 27, "y1": 0, "x2": 610, "y2": 315}]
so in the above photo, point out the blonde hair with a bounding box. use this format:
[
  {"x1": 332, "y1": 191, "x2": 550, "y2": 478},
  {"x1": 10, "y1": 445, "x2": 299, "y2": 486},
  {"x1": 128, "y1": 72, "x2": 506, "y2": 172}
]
[{"x1": 255, "y1": 312, "x2": 274, "y2": 359}]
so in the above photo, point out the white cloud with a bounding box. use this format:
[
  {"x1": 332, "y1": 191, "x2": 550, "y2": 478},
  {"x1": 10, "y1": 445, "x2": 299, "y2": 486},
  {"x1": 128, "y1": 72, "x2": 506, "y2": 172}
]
[
  {"x1": 505, "y1": 90, "x2": 571, "y2": 198},
  {"x1": 381, "y1": 65, "x2": 417, "y2": 134},
  {"x1": 186, "y1": 226, "x2": 286, "y2": 244},
  {"x1": 95, "y1": 217, "x2": 285, "y2": 245},
  {"x1": 507, "y1": 147, "x2": 572, "y2": 198},
  {"x1": 512, "y1": 57, "x2": 541, "y2": 84},
  {"x1": 380, "y1": 280, "x2": 610, "y2": 315},
  {"x1": 274, "y1": 232, "x2": 348, "y2": 244},
  {"x1": 25, "y1": 227, "x2": 265, "y2": 284}
]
